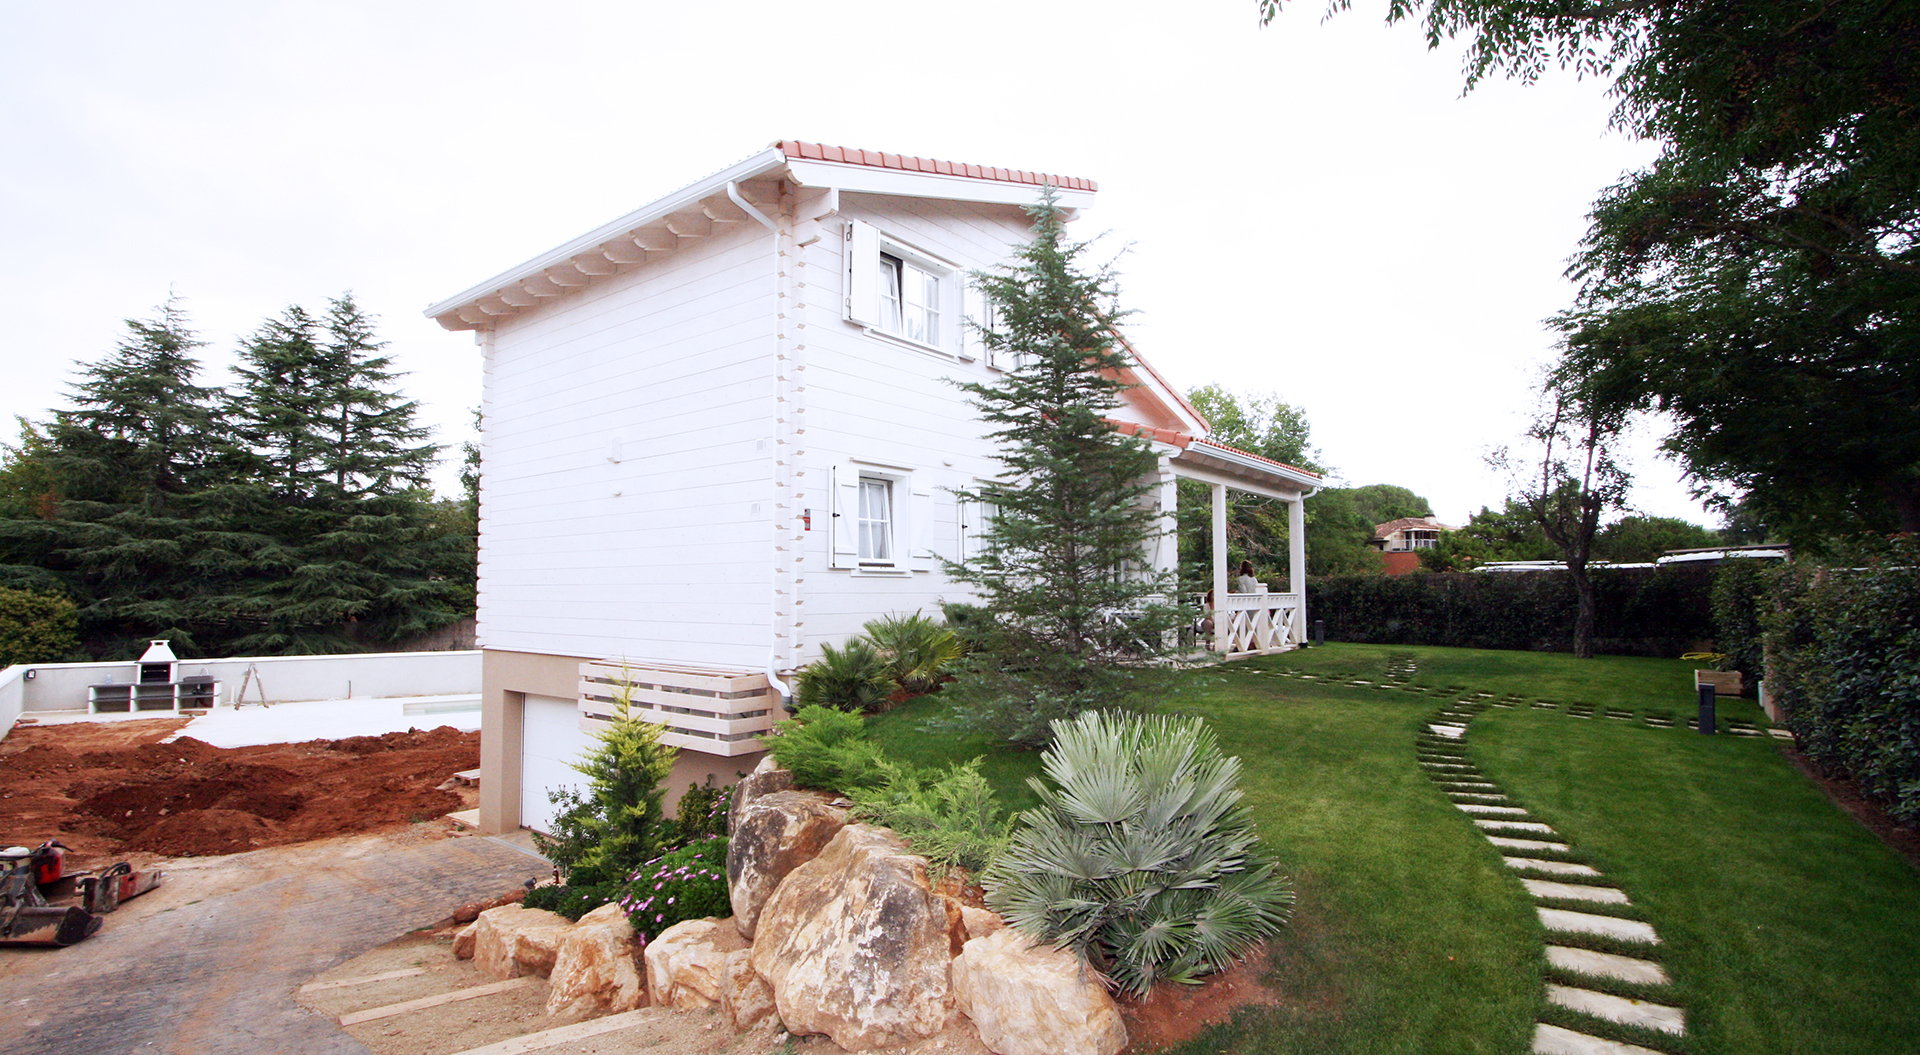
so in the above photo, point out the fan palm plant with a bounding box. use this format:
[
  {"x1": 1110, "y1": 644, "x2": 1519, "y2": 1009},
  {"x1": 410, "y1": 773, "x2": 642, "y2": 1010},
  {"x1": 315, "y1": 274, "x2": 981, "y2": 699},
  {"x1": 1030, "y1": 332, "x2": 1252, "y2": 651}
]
[
  {"x1": 794, "y1": 638, "x2": 893, "y2": 713},
  {"x1": 863, "y1": 610, "x2": 965, "y2": 696},
  {"x1": 985, "y1": 710, "x2": 1294, "y2": 997}
]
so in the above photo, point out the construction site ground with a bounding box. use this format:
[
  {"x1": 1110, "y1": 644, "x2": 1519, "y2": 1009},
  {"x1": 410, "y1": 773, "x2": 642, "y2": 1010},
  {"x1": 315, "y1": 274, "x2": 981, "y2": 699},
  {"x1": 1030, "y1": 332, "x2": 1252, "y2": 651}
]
[{"x1": 0, "y1": 717, "x2": 1253, "y2": 1055}]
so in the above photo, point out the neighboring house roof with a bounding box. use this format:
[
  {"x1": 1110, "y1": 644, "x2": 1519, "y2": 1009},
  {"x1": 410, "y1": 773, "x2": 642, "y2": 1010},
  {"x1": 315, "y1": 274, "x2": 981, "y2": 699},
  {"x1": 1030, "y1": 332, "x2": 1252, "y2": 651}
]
[
  {"x1": 1374, "y1": 515, "x2": 1450, "y2": 537},
  {"x1": 425, "y1": 140, "x2": 1098, "y2": 332}
]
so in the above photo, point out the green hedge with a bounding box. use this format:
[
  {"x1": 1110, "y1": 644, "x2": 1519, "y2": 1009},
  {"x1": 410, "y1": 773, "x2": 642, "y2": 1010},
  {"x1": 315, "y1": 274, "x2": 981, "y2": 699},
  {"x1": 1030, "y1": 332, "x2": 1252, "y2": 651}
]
[
  {"x1": 1764, "y1": 539, "x2": 1920, "y2": 825},
  {"x1": 1306, "y1": 566, "x2": 1714, "y2": 656}
]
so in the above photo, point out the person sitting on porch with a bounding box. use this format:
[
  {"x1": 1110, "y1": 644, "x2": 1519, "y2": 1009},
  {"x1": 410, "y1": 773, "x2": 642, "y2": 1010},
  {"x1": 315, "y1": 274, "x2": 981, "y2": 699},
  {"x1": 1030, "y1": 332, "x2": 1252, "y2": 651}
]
[{"x1": 1234, "y1": 561, "x2": 1262, "y2": 594}]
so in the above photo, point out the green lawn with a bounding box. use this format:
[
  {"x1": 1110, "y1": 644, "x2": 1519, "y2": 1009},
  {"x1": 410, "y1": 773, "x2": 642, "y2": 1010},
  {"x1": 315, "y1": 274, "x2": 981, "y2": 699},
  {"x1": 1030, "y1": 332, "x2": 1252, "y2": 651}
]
[{"x1": 869, "y1": 643, "x2": 1920, "y2": 1054}]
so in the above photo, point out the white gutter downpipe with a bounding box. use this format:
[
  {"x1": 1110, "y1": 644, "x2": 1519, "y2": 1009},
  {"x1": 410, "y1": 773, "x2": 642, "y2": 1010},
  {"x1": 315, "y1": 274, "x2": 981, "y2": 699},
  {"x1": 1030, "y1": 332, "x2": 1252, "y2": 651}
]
[{"x1": 732, "y1": 181, "x2": 798, "y2": 713}]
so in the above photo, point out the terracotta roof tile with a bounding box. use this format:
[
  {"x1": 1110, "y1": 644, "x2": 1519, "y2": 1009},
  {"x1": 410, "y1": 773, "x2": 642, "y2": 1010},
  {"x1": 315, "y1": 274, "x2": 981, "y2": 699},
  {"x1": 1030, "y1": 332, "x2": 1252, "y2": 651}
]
[
  {"x1": 778, "y1": 140, "x2": 1097, "y2": 192},
  {"x1": 1190, "y1": 437, "x2": 1323, "y2": 479}
]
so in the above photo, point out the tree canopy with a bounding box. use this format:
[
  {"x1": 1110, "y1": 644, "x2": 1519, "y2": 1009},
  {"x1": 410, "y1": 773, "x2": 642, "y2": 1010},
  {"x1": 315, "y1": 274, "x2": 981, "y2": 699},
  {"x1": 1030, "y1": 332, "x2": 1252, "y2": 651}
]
[
  {"x1": 1266, "y1": 0, "x2": 1920, "y2": 544},
  {"x1": 0, "y1": 295, "x2": 474, "y2": 658}
]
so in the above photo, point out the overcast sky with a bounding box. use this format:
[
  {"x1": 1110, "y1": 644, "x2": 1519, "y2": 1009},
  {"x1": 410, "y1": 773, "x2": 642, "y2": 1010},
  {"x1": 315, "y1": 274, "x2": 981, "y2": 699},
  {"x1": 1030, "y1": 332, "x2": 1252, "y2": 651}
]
[{"x1": 2, "y1": 1, "x2": 1715, "y2": 527}]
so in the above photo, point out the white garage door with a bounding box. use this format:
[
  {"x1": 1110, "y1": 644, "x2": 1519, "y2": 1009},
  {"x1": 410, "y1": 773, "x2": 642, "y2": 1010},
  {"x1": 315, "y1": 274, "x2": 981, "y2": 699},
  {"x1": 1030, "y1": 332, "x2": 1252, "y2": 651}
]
[{"x1": 520, "y1": 693, "x2": 599, "y2": 835}]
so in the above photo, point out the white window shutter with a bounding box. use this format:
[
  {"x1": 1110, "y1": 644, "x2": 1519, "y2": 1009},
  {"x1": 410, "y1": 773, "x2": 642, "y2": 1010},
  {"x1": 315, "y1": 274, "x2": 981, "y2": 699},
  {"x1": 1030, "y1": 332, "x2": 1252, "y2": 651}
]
[
  {"x1": 955, "y1": 497, "x2": 974, "y2": 562},
  {"x1": 959, "y1": 279, "x2": 983, "y2": 362},
  {"x1": 830, "y1": 462, "x2": 861, "y2": 569},
  {"x1": 845, "y1": 220, "x2": 881, "y2": 327},
  {"x1": 910, "y1": 485, "x2": 936, "y2": 571}
]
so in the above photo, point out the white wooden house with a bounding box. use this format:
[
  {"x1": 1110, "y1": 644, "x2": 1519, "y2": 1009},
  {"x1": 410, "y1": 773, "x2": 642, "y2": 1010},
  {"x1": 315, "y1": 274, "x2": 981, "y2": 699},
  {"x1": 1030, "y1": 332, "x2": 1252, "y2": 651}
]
[{"x1": 426, "y1": 141, "x2": 1321, "y2": 835}]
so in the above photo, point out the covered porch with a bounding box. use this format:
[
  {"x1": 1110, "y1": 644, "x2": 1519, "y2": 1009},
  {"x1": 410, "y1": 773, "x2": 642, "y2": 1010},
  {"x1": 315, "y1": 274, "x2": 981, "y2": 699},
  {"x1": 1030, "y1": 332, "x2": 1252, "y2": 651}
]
[{"x1": 1148, "y1": 435, "x2": 1320, "y2": 658}]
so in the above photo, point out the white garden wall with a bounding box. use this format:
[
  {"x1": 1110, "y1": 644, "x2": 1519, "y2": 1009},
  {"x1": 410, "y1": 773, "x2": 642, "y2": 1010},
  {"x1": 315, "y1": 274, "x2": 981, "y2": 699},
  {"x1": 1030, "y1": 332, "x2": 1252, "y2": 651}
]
[{"x1": 0, "y1": 649, "x2": 480, "y2": 741}]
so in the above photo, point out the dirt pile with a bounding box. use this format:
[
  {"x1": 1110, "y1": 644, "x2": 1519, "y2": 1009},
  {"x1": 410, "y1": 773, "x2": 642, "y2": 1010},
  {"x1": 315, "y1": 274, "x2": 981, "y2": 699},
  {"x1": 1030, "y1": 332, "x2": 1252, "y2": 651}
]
[{"x1": 0, "y1": 720, "x2": 478, "y2": 865}]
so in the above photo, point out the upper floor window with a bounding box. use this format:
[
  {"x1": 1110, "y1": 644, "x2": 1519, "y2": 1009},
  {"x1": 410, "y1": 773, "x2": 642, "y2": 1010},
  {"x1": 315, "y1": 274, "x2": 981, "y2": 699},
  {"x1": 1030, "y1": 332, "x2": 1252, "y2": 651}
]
[
  {"x1": 846, "y1": 219, "x2": 971, "y2": 358},
  {"x1": 879, "y1": 253, "x2": 942, "y2": 345}
]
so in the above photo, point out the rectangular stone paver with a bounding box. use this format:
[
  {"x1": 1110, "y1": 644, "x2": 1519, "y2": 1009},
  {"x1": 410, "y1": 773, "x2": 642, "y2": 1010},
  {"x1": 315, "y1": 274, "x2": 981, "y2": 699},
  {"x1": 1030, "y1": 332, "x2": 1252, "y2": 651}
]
[
  {"x1": 1476, "y1": 819, "x2": 1556, "y2": 833},
  {"x1": 1429, "y1": 724, "x2": 1466, "y2": 739},
  {"x1": 1538, "y1": 907, "x2": 1660, "y2": 944},
  {"x1": 1487, "y1": 836, "x2": 1572, "y2": 852},
  {"x1": 1503, "y1": 857, "x2": 1600, "y2": 877},
  {"x1": 1449, "y1": 793, "x2": 1510, "y2": 802},
  {"x1": 1522, "y1": 878, "x2": 1631, "y2": 904},
  {"x1": 1533, "y1": 1022, "x2": 1672, "y2": 1055},
  {"x1": 1546, "y1": 945, "x2": 1671, "y2": 986},
  {"x1": 1456, "y1": 803, "x2": 1530, "y2": 815},
  {"x1": 1546, "y1": 984, "x2": 1684, "y2": 1035}
]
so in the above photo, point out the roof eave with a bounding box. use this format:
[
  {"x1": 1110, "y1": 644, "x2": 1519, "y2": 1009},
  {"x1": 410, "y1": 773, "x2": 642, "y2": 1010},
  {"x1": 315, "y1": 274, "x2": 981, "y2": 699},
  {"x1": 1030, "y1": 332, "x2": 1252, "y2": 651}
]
[{"x1": 423, "y1": 147, "x2": 789, "y2": 330}]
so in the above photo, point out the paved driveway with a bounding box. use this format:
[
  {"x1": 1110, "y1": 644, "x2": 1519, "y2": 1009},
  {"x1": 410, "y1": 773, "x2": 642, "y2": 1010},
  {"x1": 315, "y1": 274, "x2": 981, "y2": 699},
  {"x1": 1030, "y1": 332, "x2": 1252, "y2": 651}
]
[{"x1": 0, "y1": 829, "x2": 542, "y2": 1055}]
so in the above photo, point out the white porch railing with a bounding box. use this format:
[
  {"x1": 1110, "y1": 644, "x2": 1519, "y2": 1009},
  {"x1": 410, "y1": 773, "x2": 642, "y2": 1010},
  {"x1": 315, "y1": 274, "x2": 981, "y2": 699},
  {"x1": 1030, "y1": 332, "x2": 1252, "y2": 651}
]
[{"x1": 1209, "y1": 592, "x2": 1302, "y2": 656}]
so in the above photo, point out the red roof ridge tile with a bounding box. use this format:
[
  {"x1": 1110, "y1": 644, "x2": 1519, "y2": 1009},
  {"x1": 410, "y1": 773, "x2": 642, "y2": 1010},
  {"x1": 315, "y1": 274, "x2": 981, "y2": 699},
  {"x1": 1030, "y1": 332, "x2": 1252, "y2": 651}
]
[{"x1": 777, "y1": 140, "x2": 1097, "y2": 192}]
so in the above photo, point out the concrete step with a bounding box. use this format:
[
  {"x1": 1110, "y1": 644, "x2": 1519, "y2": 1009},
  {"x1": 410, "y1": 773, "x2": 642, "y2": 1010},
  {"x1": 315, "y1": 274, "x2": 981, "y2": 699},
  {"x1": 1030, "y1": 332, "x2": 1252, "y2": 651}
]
[
  {"x1": 1533, "y1": 1022, "x2": 1673, "y2": 1055},
  {"x1": 1487, "y1": 836, "x2": 1572, "y2": 853},
  {"x1": 1456, "y1": 803, "x2": 1530, "y2": 816},
  {"x1": 1538, "y1": 907, "x2": 1660, "y2": 944},
  {"x1": 1523, "y1": 878, "x2": 1631, "y2": 904},
  {"x1": 1546, "y1": 984, "x2": 1684, "y2": 1035},
  {"x1": 1546, "y1": 945, "x2": 1671, "y2": 986},
  {"x1": 446, "y1": 808, "x2": 481, "y2": 830},
  {"x1": 1476, "y1": 819, "x2": 1557, "y2": 834},
  {"x1": 1503, "y1": 857, "x2": 1600, "y2": 877}
]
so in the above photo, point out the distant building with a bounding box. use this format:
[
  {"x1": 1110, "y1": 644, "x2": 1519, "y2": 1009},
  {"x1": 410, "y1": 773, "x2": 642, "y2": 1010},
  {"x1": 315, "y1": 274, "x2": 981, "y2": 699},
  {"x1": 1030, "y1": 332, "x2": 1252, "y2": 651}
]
[{"x1": 1368, "y1": 515, "x2": 1454, "y2": 576}]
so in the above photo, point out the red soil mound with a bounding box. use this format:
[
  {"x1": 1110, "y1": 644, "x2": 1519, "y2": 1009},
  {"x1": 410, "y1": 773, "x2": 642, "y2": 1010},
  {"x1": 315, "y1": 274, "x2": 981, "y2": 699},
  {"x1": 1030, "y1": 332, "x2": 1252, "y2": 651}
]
[{"x1": 0, "y1": 722, "x2": 478, "y2": 866}]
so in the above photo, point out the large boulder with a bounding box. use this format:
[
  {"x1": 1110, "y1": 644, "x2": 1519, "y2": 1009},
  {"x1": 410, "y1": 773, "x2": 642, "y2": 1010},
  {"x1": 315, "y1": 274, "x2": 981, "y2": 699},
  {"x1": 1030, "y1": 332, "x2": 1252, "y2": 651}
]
[
  {"x1": 644, "y1": 917, "x2": 748, "y2": 1011},
  {"x1": 721, "y1": 948, "x2": 777, "y2": 1030},
  {"x1": 748, "y1": 824, "x2": 966, "y2": 1051},
  {"x1": 545, "y1": 903, "x2": 646, "y2": 1019},
  {"x1": 727, "y1": 789, "x2": 847, "y2": 939},
  {"x1": 728, "y1": 754, "x2": 795, "y2": 835},
  {"x1": 950, "y1": 928, "x2": 1126, "y2": 1055},
  {"x1": 471, "y1": 903, "x2": 574, "y2": 980}
]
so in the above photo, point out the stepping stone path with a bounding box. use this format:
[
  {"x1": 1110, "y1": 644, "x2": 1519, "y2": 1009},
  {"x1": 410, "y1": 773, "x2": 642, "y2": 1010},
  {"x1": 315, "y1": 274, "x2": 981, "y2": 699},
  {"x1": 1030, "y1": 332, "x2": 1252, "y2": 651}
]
[{"x1": 1408, "y1": 667, "x2": 1691, "y2": 1055}]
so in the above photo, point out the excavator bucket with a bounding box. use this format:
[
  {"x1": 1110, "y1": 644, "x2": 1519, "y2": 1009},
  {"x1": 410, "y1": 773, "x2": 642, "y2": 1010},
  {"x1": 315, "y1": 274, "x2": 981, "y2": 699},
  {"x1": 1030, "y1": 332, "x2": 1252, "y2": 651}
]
[{"x1": 0, "y1": 904, "x2": 102, "y2": 947}]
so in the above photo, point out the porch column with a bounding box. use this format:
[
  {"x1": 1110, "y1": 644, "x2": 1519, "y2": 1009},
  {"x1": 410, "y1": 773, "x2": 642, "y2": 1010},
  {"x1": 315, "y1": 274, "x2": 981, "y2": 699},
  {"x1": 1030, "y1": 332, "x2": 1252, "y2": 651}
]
[
  {"x1": 1211, "y1": 483, "x2": 1228, "y2": 649},
  {"x1": 1289, "y1": 494, "x2": 1307, "y2": 643},
  {"x1": 1154, "y1": 456, "x2": 1179, "y2": 581}
]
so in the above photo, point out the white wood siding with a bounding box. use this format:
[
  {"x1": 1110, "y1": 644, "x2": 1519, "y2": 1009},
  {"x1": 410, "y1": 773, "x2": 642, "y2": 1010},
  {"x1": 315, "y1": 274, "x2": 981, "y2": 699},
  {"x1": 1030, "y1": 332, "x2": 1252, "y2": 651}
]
[
  {"x1": 477, "y1": 221, "x2": 778, "y2": 669},
  {"x1": 797, "y1": 193, "x2": 1040, "y2": 655}
]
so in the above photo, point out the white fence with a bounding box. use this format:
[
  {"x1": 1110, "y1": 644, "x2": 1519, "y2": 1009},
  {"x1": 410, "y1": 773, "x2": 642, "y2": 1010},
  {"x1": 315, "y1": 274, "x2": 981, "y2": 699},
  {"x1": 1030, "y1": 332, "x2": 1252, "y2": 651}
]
[{"x1": 0, "y1": 650, "x2": 481, "y2": 741}]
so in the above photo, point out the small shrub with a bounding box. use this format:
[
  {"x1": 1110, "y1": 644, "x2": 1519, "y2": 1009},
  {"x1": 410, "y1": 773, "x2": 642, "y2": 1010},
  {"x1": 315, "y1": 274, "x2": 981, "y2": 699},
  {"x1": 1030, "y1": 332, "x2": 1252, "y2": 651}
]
[
  {"x1": 620, "y1": 835, "x2": 731, "y2": 943},
  {"x1": 795, "y1": 639, "x2": 893, "y2": 713},
  {"x1": 532, "y1": 682, "x2": 678, "y2": 884},
  {"x1": 863, "y1": 610, "x2": 964, "y2": 697},
  {"x1": 766, "y1": 705, "x2": 890, "y2": 792},
  {"x1": 987, "y1": 710, "x2": 1294, "y2": 998},
  {"x1": 523, "y1": 882, "x2": 621, "y2": 921},
  {"x1": 849, "y1": 758, "x2": 1012, "y2": 875},
  {"x1": 662, "y1": 780, "x2": 733, "y2": 844}
]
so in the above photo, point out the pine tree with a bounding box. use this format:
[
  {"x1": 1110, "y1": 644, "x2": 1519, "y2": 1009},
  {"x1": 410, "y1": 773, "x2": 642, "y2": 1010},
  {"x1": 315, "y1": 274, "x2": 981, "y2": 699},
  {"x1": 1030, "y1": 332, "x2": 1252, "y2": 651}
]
[
  {"x1": 943, "y1": 190, "x2": 1184, "y2": 746},
  {"x1": 217, "y1": 294, "x2": 469, "y2": 653},
  {"x1": 0, "y1": 298, "x2": 228, "y2": 655}
]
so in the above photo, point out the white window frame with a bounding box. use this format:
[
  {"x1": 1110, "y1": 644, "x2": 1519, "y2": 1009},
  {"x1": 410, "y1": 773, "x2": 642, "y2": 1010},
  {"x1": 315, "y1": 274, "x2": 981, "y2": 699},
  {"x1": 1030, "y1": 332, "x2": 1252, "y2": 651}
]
[
  {"x1": 846, "y1": 219, "x2": 969, "y2": 359},
  {"x1": 831, "y1": 461, "x2": 935, "y2": 574}
]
